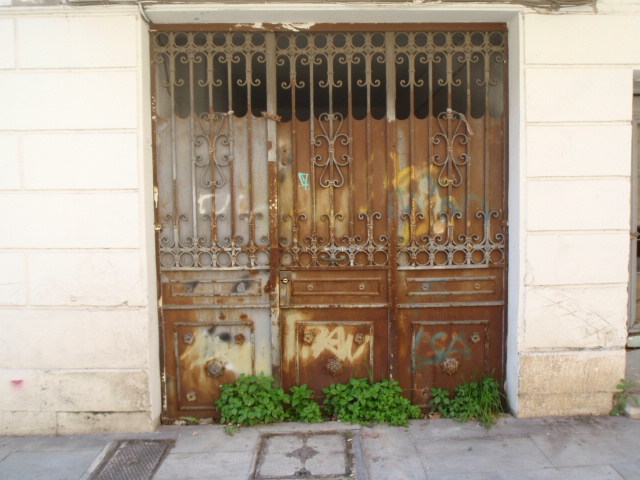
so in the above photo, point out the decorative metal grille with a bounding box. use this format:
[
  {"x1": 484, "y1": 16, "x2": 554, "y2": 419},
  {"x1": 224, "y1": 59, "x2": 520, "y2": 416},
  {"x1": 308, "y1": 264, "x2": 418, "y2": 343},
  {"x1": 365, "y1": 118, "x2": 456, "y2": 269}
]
[
  {"x1": 153, "y1": 32, "x2": 270, "y2": 270},
  {"x1": 393, "y1": 31, "x2": 506, "y2": 267},
  {"x1": 152, "y1": 30, "x2": 506, "y2": 270},
  {"x1": 276, "y1": 32, "x2": 389, "y2": 268}
]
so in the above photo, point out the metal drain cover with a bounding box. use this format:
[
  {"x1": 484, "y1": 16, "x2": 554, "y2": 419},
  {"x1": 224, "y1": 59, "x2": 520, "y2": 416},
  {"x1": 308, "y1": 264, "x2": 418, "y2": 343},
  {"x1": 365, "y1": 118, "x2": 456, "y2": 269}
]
[{"x1": 89, "y1": 440, "x2": 174, "y2": 480}]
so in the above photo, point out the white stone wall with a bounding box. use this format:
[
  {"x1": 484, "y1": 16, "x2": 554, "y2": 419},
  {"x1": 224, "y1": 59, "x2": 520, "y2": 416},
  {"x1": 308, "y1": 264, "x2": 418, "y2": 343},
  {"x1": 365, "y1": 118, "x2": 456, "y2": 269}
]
[
  {"x1": 0, "y1": 10, "x2": 160, "y2": 434},
  {"x1": 0, "y1": 4, "x2": 638, "y2": 434},
  {"x1": 516, "y1": 12, "x2": 636, "y2": 416}
]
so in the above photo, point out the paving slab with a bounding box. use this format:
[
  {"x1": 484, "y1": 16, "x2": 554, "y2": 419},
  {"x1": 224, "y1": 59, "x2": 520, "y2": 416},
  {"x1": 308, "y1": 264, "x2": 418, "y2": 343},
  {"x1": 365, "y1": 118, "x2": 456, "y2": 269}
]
[
  {"x1": 418, "y1": 435, "x2": 554, "y2": 476},
  {"x1": 531, "y1": 428, "x2": 639, "y2": 468},
  {"x1": 429, "y1": 465, "x2": 625, "y2": 480},
  {"x1": 613, "y1": 462, "x2": 640, "y2": 480},
  {"x1": 365, "y1": 453, "x2": 429, "y2": 480},
  {"x1": 0, "y1": 450, "x2": 99, "y2": 480},
  {"x1": 171, "y1": 426, "x2": 260, "y2": 454},
  {"x1": 153, "y1": 451, "x2": 255, "y2": 480},
  {"x1": 252, "y1": 431, "x2": 353, "y2": 479}
]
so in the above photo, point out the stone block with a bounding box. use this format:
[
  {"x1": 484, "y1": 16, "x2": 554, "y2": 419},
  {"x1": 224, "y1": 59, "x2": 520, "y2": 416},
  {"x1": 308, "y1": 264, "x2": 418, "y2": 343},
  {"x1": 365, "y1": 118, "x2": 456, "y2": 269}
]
[
  {"x1": 28, "y1": 251, "x2": 146, "y2": 307},
  {"x1": 0, "y1": 369, "x2": 48, "y2": 412},
  {"x1": 0, "y1": 19, "x2": 15, "y2": 69},
  {"x1": 525, "y1": 233, "x2": 629, "y2": 286},
  {"x1": 526, "y1": 68, "x2": 632, "y2": 123},
  {"x1": 42, "y1": 370, "x2": 150, "y2": 412},
  {"x1": 0, "y1": 134, "x2": 20, "y2": 190},
  {"x1": 518, "y1": 393, "x2": 615, "y2": 418},
  {"x1": 0, "y1": 252, "x2": 25, "y2": 305},
  {"x1": 56, "y1": 411, "x2": 157, "y2": 435},
  {"x1": 0, "y1": 71, "x2": 137, "y2": 130},
  {"x1": 0, "y1": 193, "x2": 140, "y2": 248},
  {"x1": 519, "y1": 350, "x2": 625, "y2": 395},
  {"x1": 0, "y1": 411, "x2": 56, "y2": 436},
  {"x1": 23, "y1": 133, "x2": 138, "y2": 190},
  {"x1": 17, "y1": 16, "x2": 137, "y2": 69},
  {"x1": 525, "y1": 14, "x2": 640, "y2": 65},
  {"x1": 0, "y1": 309, "x2": 150, "y2": 369},
  {"x1": 526, "y1": 179, "x2": 630, "y2": 231},
  {"x1": 523, "y1": 286, "x2": 627, "y2": 350},
  {"x1": 526, "y1": 125, "x2": 632, "y2": 178}
]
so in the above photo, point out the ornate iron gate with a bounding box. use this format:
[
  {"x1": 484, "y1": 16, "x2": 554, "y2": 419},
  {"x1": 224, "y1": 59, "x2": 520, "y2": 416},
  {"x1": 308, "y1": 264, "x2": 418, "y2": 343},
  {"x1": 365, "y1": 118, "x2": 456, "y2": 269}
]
[{"x1": 152, "y1": 26, "x2": 507, "y2": 420}]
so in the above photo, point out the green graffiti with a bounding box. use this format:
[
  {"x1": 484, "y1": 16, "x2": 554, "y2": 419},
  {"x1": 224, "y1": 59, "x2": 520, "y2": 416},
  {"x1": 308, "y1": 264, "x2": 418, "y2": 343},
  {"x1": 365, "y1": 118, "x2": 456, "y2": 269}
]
[{"x1": 412, "y1": 330, "x2": 472, "y2": 372}]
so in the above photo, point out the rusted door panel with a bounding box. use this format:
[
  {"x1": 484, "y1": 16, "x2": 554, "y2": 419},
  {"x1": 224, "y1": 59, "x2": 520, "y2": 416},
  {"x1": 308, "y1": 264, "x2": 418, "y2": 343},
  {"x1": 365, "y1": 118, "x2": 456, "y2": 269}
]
[
  {"x1": 280, "y1": 270, "x2": 388, "y2": 306},
  {"x1": 281, "y1": 308, "x2": 388, "y2": 395},
  {"x1": 397, "y1": 268, "x2": 504, "y2": 305},
  {"x1": 162, "y1": 306, "x2": 271, "y2": 418},
  {"x1": 397, "y1": 306, "x2": 503, "y2": 407},
  {"x1": 161, "y1": 270, "x2": 269, "y2": 307}
]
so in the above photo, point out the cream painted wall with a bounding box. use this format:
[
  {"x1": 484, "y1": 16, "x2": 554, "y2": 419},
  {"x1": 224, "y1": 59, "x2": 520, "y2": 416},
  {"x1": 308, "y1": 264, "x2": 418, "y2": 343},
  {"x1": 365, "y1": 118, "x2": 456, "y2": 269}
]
[
  {"x1": 517, "y1": 12, "x2": 637, "y2": 415},
  {"x1": 0, "y1": 10, "x2": 160, "y2": 434},
  {"x1": 0, "y1": 2, "x2": 638, "y2": 433}
]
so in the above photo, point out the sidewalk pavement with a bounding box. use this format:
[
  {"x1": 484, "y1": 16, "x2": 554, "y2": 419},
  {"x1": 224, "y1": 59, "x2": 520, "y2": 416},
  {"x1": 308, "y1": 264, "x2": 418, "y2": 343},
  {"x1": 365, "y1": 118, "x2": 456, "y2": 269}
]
[{"x1": 0, "y1": 415, "x2": 638, "y2": 480}]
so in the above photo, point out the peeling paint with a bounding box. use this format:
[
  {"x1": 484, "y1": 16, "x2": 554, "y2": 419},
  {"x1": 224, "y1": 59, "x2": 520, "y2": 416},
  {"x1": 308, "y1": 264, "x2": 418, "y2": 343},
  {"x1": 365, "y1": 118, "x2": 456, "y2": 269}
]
[{"x1": 281, "y1": 23, "x2": 316, "y2": 32}]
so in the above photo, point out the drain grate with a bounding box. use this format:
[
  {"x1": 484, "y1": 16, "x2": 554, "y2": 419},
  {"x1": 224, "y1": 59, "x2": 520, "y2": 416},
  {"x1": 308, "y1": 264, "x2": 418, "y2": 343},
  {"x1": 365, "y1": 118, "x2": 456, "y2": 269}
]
[{"x1": 89, "y1": 440, "x2": 174, "y2": 480}]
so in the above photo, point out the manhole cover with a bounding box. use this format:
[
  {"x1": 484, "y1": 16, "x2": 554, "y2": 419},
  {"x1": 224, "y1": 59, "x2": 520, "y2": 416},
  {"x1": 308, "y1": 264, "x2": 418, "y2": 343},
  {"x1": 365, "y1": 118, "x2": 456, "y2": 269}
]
[
  {"x1": 251, "y1": 431, "x2": 364, "y2": 480},
  {"x1": 89, "y1": 440, "x2": 174, "y2": 480}
]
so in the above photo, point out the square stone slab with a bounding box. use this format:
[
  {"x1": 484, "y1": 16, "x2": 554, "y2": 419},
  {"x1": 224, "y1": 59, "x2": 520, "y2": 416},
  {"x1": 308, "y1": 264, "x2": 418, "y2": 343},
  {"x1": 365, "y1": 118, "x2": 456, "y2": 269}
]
[{"x1": 251, "y1": 431, "x2": 356, "y2": 479}]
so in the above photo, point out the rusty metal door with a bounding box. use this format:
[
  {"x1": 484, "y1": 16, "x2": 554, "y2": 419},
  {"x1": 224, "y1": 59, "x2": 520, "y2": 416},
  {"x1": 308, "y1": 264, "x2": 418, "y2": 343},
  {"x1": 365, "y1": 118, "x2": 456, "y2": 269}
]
[{"x1": 151, "y1": 27, "x2": 507, "y2": 420}]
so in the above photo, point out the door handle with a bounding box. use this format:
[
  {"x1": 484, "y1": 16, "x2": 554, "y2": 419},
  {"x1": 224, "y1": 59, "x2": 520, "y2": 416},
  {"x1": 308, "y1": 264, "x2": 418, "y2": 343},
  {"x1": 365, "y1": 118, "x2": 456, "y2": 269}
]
[{"x1": 281, "y1": 277, "x2": 289, "y2": 284}]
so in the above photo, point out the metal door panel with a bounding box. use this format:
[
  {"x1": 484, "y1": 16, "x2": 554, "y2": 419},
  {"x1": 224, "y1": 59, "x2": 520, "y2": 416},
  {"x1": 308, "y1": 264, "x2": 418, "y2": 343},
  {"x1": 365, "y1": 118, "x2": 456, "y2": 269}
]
[
  {"x1": 281, "y1": 308, "x2": 388, "y2": 394},
  {"x1": 397, "y1": 268, "x2": 504, "y2": 305},
  {"x1": 398, "y1": 306, "x2": 504, "y2": 407},
  {"x1": 280, "y1": 270, "x2": 388, "y2": 306}
]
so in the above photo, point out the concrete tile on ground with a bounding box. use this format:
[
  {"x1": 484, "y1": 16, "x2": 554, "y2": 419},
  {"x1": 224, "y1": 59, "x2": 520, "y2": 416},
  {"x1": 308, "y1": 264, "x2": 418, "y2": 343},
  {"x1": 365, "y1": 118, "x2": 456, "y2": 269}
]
[
  {"x1": 364, "y1": 453, "x2": 428, "y2": 480},
  {"x1": 362, "y1": 425, "x2": 418, "y2": 457},
  {"x1": 264, "y1": 434, "x2": 304, "y2": 454},
  {"x1": 531, "y1": 430, "x2": 639, "y2": 468},
  {"x1": 0, "y1": 437, "x2": 17, "y2": 463},
  {"x1": 170, "y1": 426, "x2": 260, "y2": 453},
  {"x1": 257, "y1": 453, "x2": 302, "y2": 477},
  {"x1": 410, "y1": 416, "x2": 636, "y2": 442},
  {"x1": 429, "y1": 465, "x2": 625, "y2": 480},
  {"x1": 419, "y1": 435, "x2": 553, "y2": 475},
  {"x1": 259, "y1": 421, "x2": 354, "y2": 434},
  {"x1": 7, "y1": 434, "x2": 109, "y2": 452},
  {"x1": 153, "y1": 451, "x2": 254, "y2": 480},
  {"x1": 613, "y1": 462, "x2": 640, "y2": 480},
  {"x1": 306, "y1": 433, "x2": 345, "y2": 452},
  {"x1": 0, "y1": 450, "x2": 99, "y2": 480},
  {"x1": 305, "y1": 452, "x2": 346, "y2": 475}
]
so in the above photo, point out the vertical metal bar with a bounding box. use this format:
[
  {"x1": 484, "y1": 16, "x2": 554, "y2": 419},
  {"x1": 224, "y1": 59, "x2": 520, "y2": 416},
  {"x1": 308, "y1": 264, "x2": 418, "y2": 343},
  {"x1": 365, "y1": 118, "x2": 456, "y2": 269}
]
[
  {"x1": 465, "y1": 42, "x2": 471, "y2": 245},
  {"x1": 327, "y1": 49, "x2": 335, "y2": 233},
  {"x1": 427, "y1": 43, "x2": 433, "y2": 238},
  {"x1": 366, "y1": 38, "x2": 373, "y2": 218},
  {"x1": 483, "y1": 35, "x2": 490, "y2": 222},
  {"x1": 189, "y1": 42, "x2": 198, "y2": 245},
  {"x1": 409, "y1": 37, "x2": 416, "y2": 239},
  {"x1": 246, "y1": 37, "x2": 256, "y2": 248},
  {"x1": 169, "y1": 48, "x2": 180, "y2": 249},
  {"x1": 385, "y1": 32, "x2": 399, "y2": 382},
  {"x1": 291, "y1": 55, "x2": 299, "y2": 247},
  {"x1": 227, "y1": 41, "x2": 236, "y2": 245},
  {"x1": 347, "y1": 37, "x2": 355, "y2": 240},
  {"x1": 266, "y1": 32, "x2": 281, "y2": 382},
  {"x1": 208, "y1": 50, "x2": 218, "y2": 247},
  {"x1": 310, "y1": 49, "x2": 317, "y2": 239}
]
